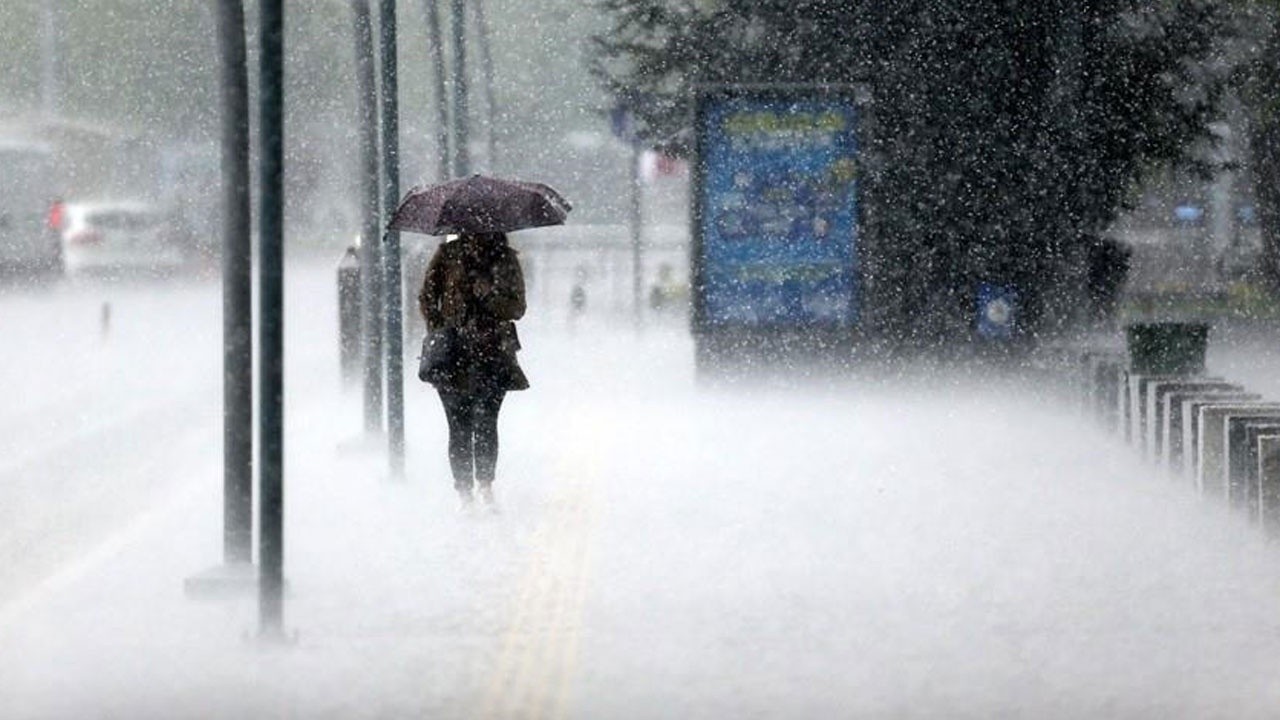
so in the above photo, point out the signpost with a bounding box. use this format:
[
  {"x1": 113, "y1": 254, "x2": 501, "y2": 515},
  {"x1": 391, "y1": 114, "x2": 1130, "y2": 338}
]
[{"x1": 692, "y1": 85, "x2": 863, "y2": 369}]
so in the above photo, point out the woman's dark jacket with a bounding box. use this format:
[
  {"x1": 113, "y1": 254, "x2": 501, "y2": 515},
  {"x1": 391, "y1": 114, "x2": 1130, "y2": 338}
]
[{"x1": 418, "y1": 235, "x2": 529, "y2": 393}]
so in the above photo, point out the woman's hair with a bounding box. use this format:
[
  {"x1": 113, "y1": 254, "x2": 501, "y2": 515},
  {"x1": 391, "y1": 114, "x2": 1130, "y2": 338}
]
[
  {"x1": 459, "y1": 231, "x2": 508, "y2": 245},
  {"x1": 458, "y1": 231, "x2": 512, "y2": 263}
]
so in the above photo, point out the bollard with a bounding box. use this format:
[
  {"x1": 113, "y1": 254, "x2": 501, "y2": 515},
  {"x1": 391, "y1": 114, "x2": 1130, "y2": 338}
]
[
  {"x1": 1079, "y1": 349, "x2": 1123, "y2": 421},
  {"x1": 1234, "y1": 420, "x2": 1280, "y2": 519},
  {"x1": 1076, "y1": 348, "x2": 1101, "y2": 414},
  {"x1": 1257, "y1": 435, "x2": 1280, "y2": 535},
  {"x1": 1117, "y1": 369, "x2": 1134, "y2": 443},
  {"x1": 100, "y1": 301, "x2": 111, "y2": 341},
  {"x1": 1195, "y1": 404, "x2": 1280, "y2": 500},
  {"x1": 338, "y1": 245, "x2": 362, "y2": 384},
  {"x1": 1179, "y1": 395, "x2": 1260, "y2": 480},
  {"x1": 1162, "y1": 388, "x2": 1250, "y2": 474},
  {"x1": 1092, "y1": 355, "x2": 1125, "y2": 428},
  {"x1": 1128, "y1": 373, "x2": 1182, "y2": 454},
  {"x1": 1145, "y1": 379, "x2": 1233, "y2": 461},
  {"x1": 1222, "y1": 413, "x2": 1280, "y2": 512}
]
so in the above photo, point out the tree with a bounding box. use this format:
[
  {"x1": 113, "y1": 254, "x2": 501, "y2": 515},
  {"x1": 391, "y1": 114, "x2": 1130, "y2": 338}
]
[
  {"x1": 1238, "y1": 0, "x2": 1280, "y2": 292},
  {"x1": 591, "y1": 0, "x2": 1233, "y2": 345}
]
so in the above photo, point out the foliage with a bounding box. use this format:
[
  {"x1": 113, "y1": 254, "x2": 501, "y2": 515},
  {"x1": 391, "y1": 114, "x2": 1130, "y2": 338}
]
[
  {"x1": 590, "y1": 0, "x2": 1235, "y2": 344},
  {"x1": 1234, "y1": 0, "x2": 1280, "y2": 291}
]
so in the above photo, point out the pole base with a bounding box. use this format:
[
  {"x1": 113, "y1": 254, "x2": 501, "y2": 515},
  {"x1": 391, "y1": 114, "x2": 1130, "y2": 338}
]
[
  {"x1": 183, "y1": 562, "x2": 258, "y2": 599},
  {"x1": 246, "y1": 626, "x2": 300, "y2": 647}
]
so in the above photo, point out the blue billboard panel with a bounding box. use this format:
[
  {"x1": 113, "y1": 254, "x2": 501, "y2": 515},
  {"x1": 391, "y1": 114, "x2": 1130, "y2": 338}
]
[{"x1": 696, "y1": 92, "x2": 860, "y2": 329}]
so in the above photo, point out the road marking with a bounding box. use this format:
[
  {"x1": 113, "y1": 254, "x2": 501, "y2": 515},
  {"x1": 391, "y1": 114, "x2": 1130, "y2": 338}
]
[
  {"x1": 0, "y1": 478, "x2": 206, "y2": 634},
  {"x1": 479, "y1": 415, "x2": 605, "y2": 720}
]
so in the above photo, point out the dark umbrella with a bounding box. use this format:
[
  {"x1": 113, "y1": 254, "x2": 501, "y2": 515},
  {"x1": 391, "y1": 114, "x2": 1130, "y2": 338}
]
[{"x1": 388, "y1": 174, "x2": 571, "y2": 236}]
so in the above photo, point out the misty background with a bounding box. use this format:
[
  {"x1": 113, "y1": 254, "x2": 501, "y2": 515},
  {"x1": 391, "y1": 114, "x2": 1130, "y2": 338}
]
[
  {"x1": 4, "y1": 1, "x2": 1280, "y2": 347},
  {"x1": 0, "y1": 1, "x2": 645, "y2": 250},
  {"x1": 9, "y1": 3, "x2": 1280, "y2": 717}
]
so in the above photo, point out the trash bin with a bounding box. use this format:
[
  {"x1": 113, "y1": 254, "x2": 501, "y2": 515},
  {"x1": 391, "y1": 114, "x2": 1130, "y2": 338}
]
[
  {"x1": 338, "y1": 245, "x2": 362, "y2": 384},
  {"x1": 1126, "y1": 321, "x2": 1209, "y2": 376}
]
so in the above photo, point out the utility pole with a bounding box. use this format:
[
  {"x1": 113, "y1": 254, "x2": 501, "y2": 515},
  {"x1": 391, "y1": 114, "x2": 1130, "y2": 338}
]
[
  {"x1": 380, "y1": 0, "x2": 405, "y2": 478},
  {"x1": 422, "y1": 0, "x2": 452, "y2": 180},
  {"x1": 354, "y1": 0, "x2": 384, "y2": 435},
  {"x1": 449, "y1": 0, "x2": 470, "y2": 177},
  {"x1": 257, "y1": 0, "x2": 286, "y2": 639}
]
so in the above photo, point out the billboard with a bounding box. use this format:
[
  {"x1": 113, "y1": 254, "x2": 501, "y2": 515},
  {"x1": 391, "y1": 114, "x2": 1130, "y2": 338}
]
[{"x1": 693, "y1": 86, "x2": 861, "y2": 332}]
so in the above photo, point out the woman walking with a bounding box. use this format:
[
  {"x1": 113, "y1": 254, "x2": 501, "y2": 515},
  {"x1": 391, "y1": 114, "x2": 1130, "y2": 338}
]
[{"x1": 419, "y1": 231, "x2": 528, "y2": 511}]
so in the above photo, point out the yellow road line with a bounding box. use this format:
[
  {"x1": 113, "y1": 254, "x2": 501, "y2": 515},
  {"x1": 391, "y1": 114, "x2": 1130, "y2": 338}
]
[
  {"x1": 550, "y1": 484, "x2": 599, "y2": 720},
  {"x1": 479, "y1": 417, "x2": 605, "y2": 720}
]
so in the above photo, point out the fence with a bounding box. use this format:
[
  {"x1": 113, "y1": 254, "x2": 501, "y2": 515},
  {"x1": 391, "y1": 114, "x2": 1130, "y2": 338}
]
[{"x1": 1069, "y1": 331, "x2": 1280, "y2": 534}]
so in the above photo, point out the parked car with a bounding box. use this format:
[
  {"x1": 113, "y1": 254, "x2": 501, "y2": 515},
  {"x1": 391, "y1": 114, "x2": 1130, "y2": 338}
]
[
  {"x1": 0, "y1": 140, "x2": 63, "y2": 278},
  {"x1": 60, "y1": 201, "x2": 189, "y2": 277}
]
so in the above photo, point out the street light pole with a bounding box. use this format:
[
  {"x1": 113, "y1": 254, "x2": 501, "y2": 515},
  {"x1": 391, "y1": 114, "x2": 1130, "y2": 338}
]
[
  {"x1": 380, "y1": 0, "x2": 406, "y2": 478},
  {"x1": 257, "y1": 0, "x2": 286, "y2": 638},
  {"x1": 216, "y1": 0, "x2": 253, "y2": 567}
]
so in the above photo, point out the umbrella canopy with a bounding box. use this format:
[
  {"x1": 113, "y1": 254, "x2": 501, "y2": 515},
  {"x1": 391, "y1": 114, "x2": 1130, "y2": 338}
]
[{"x1": 388, "y1": 174, "x2": 571, "y2": 236}]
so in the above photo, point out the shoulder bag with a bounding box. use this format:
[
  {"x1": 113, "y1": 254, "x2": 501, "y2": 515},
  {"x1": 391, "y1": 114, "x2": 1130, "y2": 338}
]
[{"x1": 418, "y1": 327, "x2": 462, "y2": 384}]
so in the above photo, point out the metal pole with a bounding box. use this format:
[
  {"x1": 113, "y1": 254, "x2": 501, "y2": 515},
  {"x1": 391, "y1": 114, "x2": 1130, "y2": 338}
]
[
  {"x1": 354, "y1": 0, "x2": 384, "y2": 434},
  {"x1": 257, "y1": 0, "x2": 286, "y2": 637},
  {"x1": 629, "y1": 141, "x2": 644, "y2": 327},
  {"x1": 39, "y1": 1, "x2": 60, "y2": 118},
  {"x1": 217, "y1": 0, "x2": 253, "y2": 566},
  {"x1": 449, "y1": 0, "x2": 470, "y2": 177},
  {"x1": 421, "y1": 0, "x2": 452, "y2": 179},
  {"x1": 380, "y1": 0, "x2": 406, "y2": 478},
  {"x1": 472, "y1": 0, "x2": 497, "y2": 170}
]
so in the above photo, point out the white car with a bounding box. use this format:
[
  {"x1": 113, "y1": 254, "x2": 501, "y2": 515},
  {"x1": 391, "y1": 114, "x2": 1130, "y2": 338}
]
[{"x1": 60, "y1": 201, "x2": 188, "y2": 277}]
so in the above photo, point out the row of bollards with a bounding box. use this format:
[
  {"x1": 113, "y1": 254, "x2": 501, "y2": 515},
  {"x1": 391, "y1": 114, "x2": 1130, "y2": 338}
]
[{"x1": 1076, "y1": 322, "x2": 1280, "y2": 532}]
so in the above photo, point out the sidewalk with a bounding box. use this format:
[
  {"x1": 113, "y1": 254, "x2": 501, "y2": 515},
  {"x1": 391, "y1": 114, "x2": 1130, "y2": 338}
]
[{"x1": 6, "y1": 318, "x2": 1280, "y2": 718}]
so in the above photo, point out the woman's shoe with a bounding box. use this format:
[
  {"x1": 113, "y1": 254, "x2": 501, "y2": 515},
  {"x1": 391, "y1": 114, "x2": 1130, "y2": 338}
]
[
  {"x1": 457, "y1": 488, "x2": 476, "y2": 514},
  {"x1": 477, "y1": 483, "x2": 499, "y2": 514}
]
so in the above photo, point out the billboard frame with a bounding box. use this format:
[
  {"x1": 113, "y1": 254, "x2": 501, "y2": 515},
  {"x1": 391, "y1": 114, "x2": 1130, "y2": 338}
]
[{"x1": 690, "y1": 83, "x2": 869, "y2": 368}]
